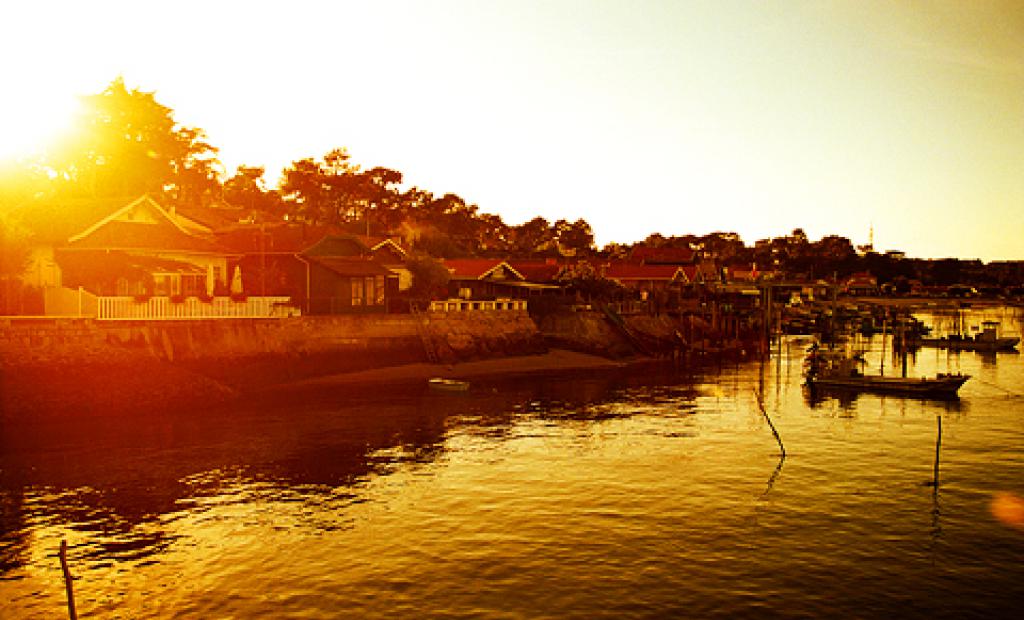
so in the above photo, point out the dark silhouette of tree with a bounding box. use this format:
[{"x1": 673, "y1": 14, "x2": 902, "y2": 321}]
[
  {"x1": 223, "y1": 165, "x2": 283, "y2": 216},
  {"x1": 280, "y1": 157, "x2": 328, "y2": 223},
  {"x1": 697, "y1": 231, "x2": 746, "y2": 262},
  {"x1": 405, "y1": 255, "x2": 451, "y2": 300},
  {"x1": 0, "y1": 213, "x2": 31, "y2": 280},
  {"x1": 512, "y1": 217, "x2": 555, "y2": 256},
  {"x1": 0, "y1": 213, "x2": 34, "y2": 314},
  {"x1": 554, "y1": 218, "x2": 595, "y2": 256}
]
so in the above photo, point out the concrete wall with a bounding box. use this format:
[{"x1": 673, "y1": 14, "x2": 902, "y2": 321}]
[{"x1": 0, "y1": 310, "x2": 544, "y2": 419}]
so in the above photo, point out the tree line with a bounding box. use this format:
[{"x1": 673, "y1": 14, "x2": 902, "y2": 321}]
[
  {"x1": 0, "y1": 79, "x2": 595, "y2": 259},
  {"x1": 1, "y1": 78, "x2": 1019, "y2": 292}
]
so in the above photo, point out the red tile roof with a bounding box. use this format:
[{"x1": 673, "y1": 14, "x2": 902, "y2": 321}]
[
  {"x1": 507, "y1": 260, "x2": 563, "y2": 283},
  {"x1": 443, "y1": 259, "x2": 524, "y2": 280},
  {"x1": 604, "y1": 262, "x2": 684, "y2": 281}
]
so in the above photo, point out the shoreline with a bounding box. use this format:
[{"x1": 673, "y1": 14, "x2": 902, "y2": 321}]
[{"x1": 268, "y1": 348, "x2": 639, "y2": 392}]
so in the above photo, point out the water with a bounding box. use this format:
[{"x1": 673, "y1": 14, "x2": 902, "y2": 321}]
[{"x1": 2, "y1": 307, "x2": 1023, "y2": 618}]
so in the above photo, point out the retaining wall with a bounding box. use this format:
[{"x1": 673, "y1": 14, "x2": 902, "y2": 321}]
[{"x1": 0, "y1": 310, "x2": 544, "y2": 418}]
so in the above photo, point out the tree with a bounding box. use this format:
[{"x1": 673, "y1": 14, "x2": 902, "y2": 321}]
[
  {"x1": 405, "y1": 255, "x2": 451, "y2": 300},
  {"x1": 555, "y1": 218, "x2": 595, "y2": 256},
  {"x1": 512, "y1": 217, "x2": 555, "y2": 256},
  {"x1": 0, "y1": 213, "x2": 31, "y2": 280},
  {"x1": 49, "y1": 78, "x2": 220, "y2": 201},
  {"x1": 280, "y1": 157, "x2": 328, "y2": 223},
  {"x1": 223, "y1": 165, "x2": 283, "y2": 216},
  {"x1": 697, "y1": 232, "x2": 746, "y2": 261},
  {"x1": 0, "y1": 213, "x2": 34, "y2": 314},
  {"x1": 361, "y1": 166, "x2": 404, "y2": 234}
]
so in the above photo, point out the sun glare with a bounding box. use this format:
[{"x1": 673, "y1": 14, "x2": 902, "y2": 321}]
[{"x1": 0, "y1": 97, "x2": 77, "y2": 162}]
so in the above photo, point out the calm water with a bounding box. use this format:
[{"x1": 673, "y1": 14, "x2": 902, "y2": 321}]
[{"x1": 2, "y1": 307, "x2": 1023, "y2": 618}]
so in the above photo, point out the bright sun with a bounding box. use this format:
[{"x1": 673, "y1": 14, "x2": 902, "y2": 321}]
[{"x1": 0, "y1": 96, "x2": 78, "y2": 162}]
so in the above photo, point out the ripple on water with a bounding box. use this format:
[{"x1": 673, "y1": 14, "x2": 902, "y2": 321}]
[{"x1": 3, "y1": 315, "x2": 1024, "y2": 617}]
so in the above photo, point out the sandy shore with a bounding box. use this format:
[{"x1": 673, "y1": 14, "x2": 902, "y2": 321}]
[{"x1": 278, "y1": 348, "x2": 632, "y2": 391}]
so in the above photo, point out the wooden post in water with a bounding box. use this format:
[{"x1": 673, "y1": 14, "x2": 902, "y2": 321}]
[
  {"x1": 933, "y1": 415, "x2": 942, "y2": 491},
  {"x1": 754, "y1": 388, "x2": 786, "y2": 458},
  {"x1": 59, "y1": 540, "x2": 78, "y2": 620},
  {"x1": 880, "y1": 312, "x2": 887, "y2": 376}
]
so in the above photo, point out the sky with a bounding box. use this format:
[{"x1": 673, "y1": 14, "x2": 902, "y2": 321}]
[{"x1": 1, "y1": 0, "x2": 1022, "y2": 260}]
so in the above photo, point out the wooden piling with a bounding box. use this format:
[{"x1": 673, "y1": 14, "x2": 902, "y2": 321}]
[
  {"x1": 59, "y1": 540, "x2": 78, "y2": 620},
  {"x1": 754, "y1": 388, "x2": 786, "y2": 457}
]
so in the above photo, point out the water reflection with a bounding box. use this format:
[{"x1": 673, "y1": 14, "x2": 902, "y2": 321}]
[
  {"x1": 804, "y1": 387, "x2": 968, "y2": 413},
  {"x1": 3, "y1": 310, "x2": 1024, "y2": 618},
  {"x1": 0, "y1": 366, "x2": 707, "y2": 576}
]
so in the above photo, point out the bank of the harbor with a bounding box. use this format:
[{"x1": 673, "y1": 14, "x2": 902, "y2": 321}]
[
  {"x1": 0, "y1": 310, "x2": 546, "y2": 418},
  {"x1": 7, "y1": 296, "x2": 1018, "y2": 419},
  {"x1": 2, "y1": 307, "x2": 711, "y2": 418}
]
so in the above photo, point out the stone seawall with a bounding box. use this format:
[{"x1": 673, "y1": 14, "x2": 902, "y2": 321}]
[{"x1": 0, "y1": 311, "x2": 544, "y2": 418}]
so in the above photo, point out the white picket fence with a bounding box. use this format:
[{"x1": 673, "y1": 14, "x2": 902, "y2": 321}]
[
  {"x1": 95, "y1": 295, "x2": 298, "y2": 320},
  {"x1": 428, "y1": 299, "x2": 528, "y2": 313}
]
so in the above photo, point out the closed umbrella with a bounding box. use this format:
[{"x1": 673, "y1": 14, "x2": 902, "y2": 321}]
[
  {"x1": 206, "y1": 264, "x2": 216, "y2": 297},
  {"x1": 230, "y1": 265, "x2": 243, "y2": 295}
]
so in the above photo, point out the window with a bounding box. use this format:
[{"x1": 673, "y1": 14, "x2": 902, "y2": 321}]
[
  {"x1": 183, "y1": 275, "x2": 203, "y2": 296},
  {"x1": 364, "y1": 277, "x2": 374, "y2": 306},
  {"x1": 154, "y1": 274, "x2": 180, "y2": 296},
  {"x1": 375, "y1": 276, "x2": 385, "y2": 305},
  {"x1": 351, "y1": 278, "x2": 364, "y2": 306}
]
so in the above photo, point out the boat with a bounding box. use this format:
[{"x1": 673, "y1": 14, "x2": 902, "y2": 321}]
[
  {"x1": 804, "y1": 345, "x2": 969, "y2": 398},
  {"x1": 910, "y1": 321, "x2": 1019, "y2": 352},
  {"x1": 428, "y1": 378, "x2": 470, "y2": 392}
]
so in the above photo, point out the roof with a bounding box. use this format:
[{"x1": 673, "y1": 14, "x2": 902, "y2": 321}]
[
  {"x1": 443, "y1": 259, "x2": 525, "y2": 281},
  {"x1": 63, "y1": 220, "x2": 220, "y2": 253},
  {"x1": 507, "y1": 259, "x2": 563, "y2": 283},
  {"x1": 215, "y1": 224, "x2": 342, "y2": 254},
  {"x1": 604, "y1": 262, "x2": 685, "y2": 281},
  {"x1": 304, "y1": 234, "x2": 372, "y2": 258},
  {"x1": 308, "y1": 256, "x2": 393, "y2": 277},
  {"x1": 630, "y1": 246, "x2": 695, "y2": 264},
  {"x1": 355, "y1": 235, "x2": 408, "y2": 257},
  {"x1": 55, "y1": 250, "x2": 206, "y2": 280},
  {"x1": 12, "y1": 195, "x2": 156, "y2": 245},
  {"x1": 174, "y1": 203, "x2": 251, "y2": 232},
  {"x1": 124, "y1": 255, "x2": 207, "y2": 274}
]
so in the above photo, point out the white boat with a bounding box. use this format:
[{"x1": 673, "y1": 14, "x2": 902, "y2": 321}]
[{"x1": 428, "y1": 378, "x2": 470, "y2": 392}]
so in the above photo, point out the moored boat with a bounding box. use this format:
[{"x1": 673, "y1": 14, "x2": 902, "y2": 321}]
[
  {"x1": 806, "y1": 371, "x2": 969, "y2": 397},
  {"x1": 910, "y1": 320, "x2": 1019, "y2": 352},
  {"x1": 804, "y1": 344, "x2": 969, "y2": 398},
  {"x1": 428, "y1": 378, "x2": 470, "y2": 392}
]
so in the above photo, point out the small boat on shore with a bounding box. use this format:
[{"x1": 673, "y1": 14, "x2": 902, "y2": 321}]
[
  {"x1": 910, "y1": 321, "x2": 1019, "y2": 352},
  {"x1": 804, "y1": 345, "x2": 969, "y2": 398},
  {"x1": 428, "y1": 378, "x2": 470, "y2": 392}
]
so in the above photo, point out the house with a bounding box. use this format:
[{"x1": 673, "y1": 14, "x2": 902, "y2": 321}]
[
  {"x1": 603, "y1": 262, "x2": 688, "y2": 294},
  {"x1": 443, "y1": 259, "x2": 528, "y2": 300},
  {"x1": 219, "y1": 225, "x2": 398, "y2": 314},
  {"x1": 724, "y1": 262, "x2": 779, "y2": 283},
  {"x1": 18, "y1": 195, "x2": 232, "y2": 298},
  {"x1": 303, "y1": 256, "x2": 393, "y2": 314},
  {"x1": 678, "y1": 263, "x2": 721, "y2": 287},
  {"x1": 843, "y1": 272, "x2": 879, "y2": 296},
  {"x1": 356, "y1": 235, "x2": 412, "y2": 291}
]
